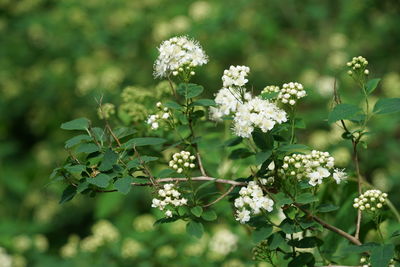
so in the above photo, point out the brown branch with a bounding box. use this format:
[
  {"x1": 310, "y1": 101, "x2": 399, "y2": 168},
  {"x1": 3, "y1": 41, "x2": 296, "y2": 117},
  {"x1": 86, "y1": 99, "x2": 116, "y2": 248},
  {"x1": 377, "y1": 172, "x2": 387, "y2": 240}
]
[
  {"x1": 131, "y1": 176, "x2": 246, "y2": 187},
  {"x1": 203, "y1": 184, "x2": 236, "y2": 208}
]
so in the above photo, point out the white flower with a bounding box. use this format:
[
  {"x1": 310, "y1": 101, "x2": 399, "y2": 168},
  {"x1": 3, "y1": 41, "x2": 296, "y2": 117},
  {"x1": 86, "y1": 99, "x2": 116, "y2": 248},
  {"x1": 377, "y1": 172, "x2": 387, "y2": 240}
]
[
  {"x1": 236, "y1": 209, "x2": 251, "y2": 224},
  {"x1": 333, "y1": 168, "x2": 348, "y2": 184},
  {"x1": 277, "y1": 82, "x2": 306, "y2": 105},
  {"x1": 353, "y1": 189, "x2": 387, "y2": 212},
  {"x1": 168, "y1": 150, "x2": 196, "y2": 173},
  {"x1": 151, "y1": 184, "x2": 187, "y2": 216},
  {"x1": 165, "y1": 210, "x2": 172, "y2": 217},
  {"x1": 153, "y1": 36, "x2": 208, "y2": 79},
  {"x1": 222, "y1": 65, "x2": 250, "y2": 89},
  {"x1": 209, "y1": 88, "x2": 252, "y2": 121}
]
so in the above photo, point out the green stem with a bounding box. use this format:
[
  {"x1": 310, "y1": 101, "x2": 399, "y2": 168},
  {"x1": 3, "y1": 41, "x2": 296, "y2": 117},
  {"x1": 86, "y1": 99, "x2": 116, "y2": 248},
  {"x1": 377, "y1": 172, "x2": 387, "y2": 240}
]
[{"x1": 290, "y1": 106, "x2": 296, "y2": 144}]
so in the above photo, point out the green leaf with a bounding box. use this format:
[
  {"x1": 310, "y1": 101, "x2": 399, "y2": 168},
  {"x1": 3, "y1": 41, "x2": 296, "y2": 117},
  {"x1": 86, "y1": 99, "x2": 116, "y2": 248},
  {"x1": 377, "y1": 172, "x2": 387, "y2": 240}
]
[
  {"x1": 229, "y1": 148, "x2": 254, "y2": 159},
  {"x1": 289, "y1": 237, "x2": 323, "y2": 248},
  {"x1": 114, "y1": 177, "x2": 133, "y2": 194},
  {"x1": 373, "y1": 98, "x2": 400, "y2": 115},
  {"x1": 223, "y1": 137, "x2": 243, "y2": 147},
  {"x1": 296, "y1": 193, "x2": 318, "y2": 204},
  {"x1": 201, "y1": 210, "x2": 217, "y2": 221},
  {"x1": 114, "y1": 127, "x2": 136, "y2": 139},
  {"x1": 274, "y1": 192, "x2": 293, "y2": 207},
  {"x1": 190, "y1": 99, "x2": 216, "y2": 107},
  {"x1": 59, "y1": 185, "x2": 77, "y2": 204},
  {"x1": 76, "y1": 181, "x2": 90, "y2": 193},
  {"x1": 261, "y1": 91, "x2": 279, "y2": 100},
  {"x1": 186, "y1": 221, "x2": 204, "y2": 238},
  {"x1": 255, "y1": 151, "x2": 272, "y2": 165},
  {"x1": 177, "y1": 83, "x2": 204, "y2": 99},
  {"x1": 191, "y1": 206, "x2": 203, "y2": 217},
  {"x1": 328, "y1": 103, "x2": 362, "y2": 123},
  {"x1": 317, "y1": 203, "x2": 339, "y2": 213},
  {"x1": 268, "y1": 232, "x2": 285, "y2": 250},
  {"x1": 76, "y1": 143, "x2": 99, "y2": 154},
  {"x1": 252, "y1": 226, "x2": 273, "y2": 243},
  {"x1": 65, "y1": 164, "x2": 86, "y2": 174},
  {"x1": 65, "y1": 135, "x2": 92, "y2": 148},
  {"x1": 123, "y1": 137, "x2": 167, "y2": 148},
  {"x1": 278, "y1": 144, "x2": 310, "y2": 153},
  {"x1": 366, "y1": 78, "x2": 381, "y2": 94},
  {"x1": 280, "y1": 218, "x2": 301, "y2": 234},
  {"x1": 156, "y1": 169, "x2": 175, "y2": 178},
  {"x1": 127, "y1": 156, "x2": 158, "y2": 169},
  {"x1": 252, "y1": 131, "x2": 273, "y2": 150},
  {"x1": 295, "y1": 118, "x2": 306, "y2": 129},
  {"x1": 61, "y1": 118, "x2": 90, "y2": 131},
  {"x1": 288, "y1": 252, "x2": 315, "y2": 267},
  {"x1": 88, "y1": 173, "x2": 111, "y2": 188},
  {"x1": 99, "y1": 149, "x2": 118, "y2": 172},
  {"x1": 164, "y1": 101, "x2": 182, "y2": 110},
  {"x1": 370, "y1": 244, "x2": 395, "y2": 267}
]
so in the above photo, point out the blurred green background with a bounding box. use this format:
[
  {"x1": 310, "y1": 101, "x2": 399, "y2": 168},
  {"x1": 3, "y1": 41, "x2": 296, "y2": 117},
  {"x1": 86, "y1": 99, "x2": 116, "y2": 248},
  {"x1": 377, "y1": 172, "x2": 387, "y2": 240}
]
[{"x1": 1, "y1": 0, "x2": 399, "y2": 266}]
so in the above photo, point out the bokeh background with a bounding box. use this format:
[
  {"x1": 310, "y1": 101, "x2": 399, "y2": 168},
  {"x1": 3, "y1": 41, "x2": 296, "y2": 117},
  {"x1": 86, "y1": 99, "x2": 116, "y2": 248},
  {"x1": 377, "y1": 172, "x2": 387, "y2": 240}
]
[{"x1": 1, "y1": 0, "x2": 399, "y2": 266}]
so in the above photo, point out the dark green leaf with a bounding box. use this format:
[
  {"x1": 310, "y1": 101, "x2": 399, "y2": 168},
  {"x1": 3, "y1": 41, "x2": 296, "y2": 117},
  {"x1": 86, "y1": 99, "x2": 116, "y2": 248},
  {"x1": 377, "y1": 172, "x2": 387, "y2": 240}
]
[
  {"x1": 127, "y1": 156, "x2": 158, "y2": 169},
  {"x1": 65, "y1": 164, "x2": 86, "y2": 174},
  {"x1": 252, "y1": 131, "x2": 273, "y2": 150},
  {"x1": 65, "y1": 135, "x2": 92, "y2": 148},
  {"x1": 295, "y1": 118, "x2": 306, "y2": 129},
  {"x1": 366, "y1": 78, "x2": 381, "y2": 94},
  {"x1": 280, "y1": 218, "x2": 301, "y2": 234},
  {"x1": 289, "y1": 237, "x2": 323, "y2": 248},
  {"x1": 268, "y1": 232, "x2": 285, "y2": 250},
  {"x1": 123, "y1": 137, "x2": 167, "y2": 148},
  {"x1": 99, "y1": 149, "x2": 118, "y2": 171},
  {"x1": 296, "y1": 193, "x2": 318, "y2": 204},
  {"x1": 114, "y1": 127, "x2": 136, "y2": 139},
  {"x1": 186, "y1": 221, "x2": 204, "y2": 238},
  {"x1": 61, "y1": 118, "x2": 90, "y2": 131},
  {"x1": 59, "y1": 185, "x2": 77, "y2": 204},
  {"x1": 255, "y1": 151, "x2": 272, "y2": 165},
  {"x1": 190, "y1": 99, "x2": 216, "y2": 107},
  {"x1": 201, "y1": 210, "x2": 217, "y2": 221},
  {"x1": 191, "y1": 206, "x2": 203, "y2": 217},
  {"x1": 274, "y1": 192, "x2": 293, "y2": 206},
  {"x1": 373, "y1": 98, "x2": 400, "y2": 115},
  {"x1": 328, "y1": 103, "x2": 362, "y2": 123},
  {"x1": 76, "y1": 143, "x2": 99, "y2": 154},
  {"x1": 317, "y1": 204, "x2": 339, "y2": 213},
  {"x1": 229, "y1": 148, "x2": 254, "y2": 159},
  {"x1": 370, "y1": 244, "x2": 395, "y2": 267},
  {"x1": 156, "y1": 169, "x2": 175, "y2": 178},
  {"x1": 76, "y1": 181, "x2": 90, "y2": 193},
  {"x1": 223, "y1": 137, "x2": 243, "y2": 147},
  {"x1": 288, "y1": 252, "x2": 315, "y2": 267},
  {"x1": 164, "y1": 101, "x2": 182, "y2": 110},
  {"x1": 177, "y1": 83, "x2": 204, "y2": 99},
  {"x1": 252, "y1": 226, "x2": 273, "y2": 243},
  {"x1": 115, "y1": 177, "x2": 133, "y2": 194},
  {"x1": 88, "y1": 173, "x2": 111, "y2": 188}
]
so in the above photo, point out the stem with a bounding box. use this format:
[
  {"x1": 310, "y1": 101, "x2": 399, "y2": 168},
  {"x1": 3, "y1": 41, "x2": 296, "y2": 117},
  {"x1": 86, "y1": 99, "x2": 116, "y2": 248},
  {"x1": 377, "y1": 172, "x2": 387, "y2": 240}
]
[{"x1": 290, "y1": 106, "x2": 296, "y2": 144}]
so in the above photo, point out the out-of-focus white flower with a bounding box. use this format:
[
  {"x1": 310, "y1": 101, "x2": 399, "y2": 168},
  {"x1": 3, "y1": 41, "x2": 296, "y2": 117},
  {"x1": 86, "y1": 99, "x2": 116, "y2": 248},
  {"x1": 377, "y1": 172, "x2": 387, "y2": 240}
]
[
  {"x1": 333, "y1": 168, "x2": 348, "y2": 184},
  {"x1": 209, "y1": 228, "x2": 238, "y2": 256}
]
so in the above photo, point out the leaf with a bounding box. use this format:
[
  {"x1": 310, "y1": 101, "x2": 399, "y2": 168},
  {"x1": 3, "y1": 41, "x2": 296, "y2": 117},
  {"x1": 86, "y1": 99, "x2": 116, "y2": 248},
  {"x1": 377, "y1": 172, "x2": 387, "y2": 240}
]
[
  {"x1": 373, "y1": 98, "x2": 400, "y2": 115},
  {"x1": 328, "y1": 103, "x2": 362, "y2": 123},
  {"x1": 156, "y1": 169, "x2": 175, "y2": 178},
  {"x1": 278, "y1": 144, "x2": 310, "y2": 153},
  {"x1": 288, "y1": 253, "x2": 315, "y2": 267},
  {"x1": 177, "y1": 83, "x2": 204, "y2": 99},
  {"x1": 65, "y1": 135, "x2": 92, "y2": 148},
  {"x1": 123, "y1": 137, "x2": 167, "y2": 148},
  {"x1": 252, "y1": 131, "x2": 273, "y2": 150},
  {"x1": 61, "y1": 118, "x2": 90, "y2": 131},
  {"x1": 190, "y1": 99, "x2": 216, "y2": 107},
  {"x1": 191, "y1": 206, "x2": 203, "y2": 217},
  {"x1": 98, "y1": 149, "x2": 118, "y2": 172},
  {"x1": 59, "y1": 185, "x2": 77, "y2": 204},
  {"x1": 274, "y1": 192, "x2": 293, "y2": 207},
  {"x1": 252, "y1": 226, "x2": 273, "y2": 243},
  {"x1": 268, "y1": 232, "x2": 285, "y2": 250},
  {"x1": 370, "y1": 244, "x2": 395, "y2": 267},
  {"x1": 280, "y1": 218, "x2": 301, "y2": 234},
  {"x1": 114, "y1": 127, "x2": 136, "y2": 139},
  {"x1": 164, "y1": 101, "x2": 182, "y2": 110},
  {"x1": 201, "y1": 210, "x2": 217, "y2": 221},
  {"x1": 295, "y1": 118, "x2": 306, "y2": 129},
  {"x1": 76, "y1": 143, "x2": 99, "y2": 154},
  {"x1": 88, "y1": 173, "x2": 111, "y2": 188},
  {"x1": 229, "y1": 148, "x2": 254, "y2": 159},
  {"x1": 127, "y1": 156, "x2": 158, "y2": 169},
  {"x1": 261, "y1": 91, "x2": 279, "y2": 100},
  {"x1": 186, "y1": 221, "x2": 204, "y2": 238},
  {"x1": 223, "y1": 137, "x2": 243, "y2": 147},
  {"x1": 317, "y1": 203, "x2": 339, "y2": 213},
  {"x1": 114, "y1": 177, "x2": 133, "y2": 194},
  {"x1": 255, "y1": 151, "x2": 272, "y2": 165},
  {"x1": 296, "y1": 193, "x2": 318, "y2": 204},
  {"x1": 289, "y1": 237, "x2": 323, "y2": 248},
  {"x1": 366, "y1": 78, "x2": 381, "y2": 94},
  {"x1": 76, "y1": 181, "x2": 90, "y2": 193}
]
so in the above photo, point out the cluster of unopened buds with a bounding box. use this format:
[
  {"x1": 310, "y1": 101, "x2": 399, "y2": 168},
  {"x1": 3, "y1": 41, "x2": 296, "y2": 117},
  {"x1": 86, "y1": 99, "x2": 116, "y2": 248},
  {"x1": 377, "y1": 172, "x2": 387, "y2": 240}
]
[
  {"x1": 169, "y1": 151, "x2": 196, "y2": 173},
  {"x1": 151, "y1": 183, "x2": 188, "y2": 217},
  {"x1": 252, "y1": 240, "x2": 271, "y2": 262},
  {"x1": 234, "y1": 181, "x2": 274, "y2": 224},
  {"x1": 261, "y1": 85, "x2": 280, "y2": 96},
  {"x1": 277, "y1": 82, "x2": 306, "y2": 105},
  {"x1": 353, "y1": 189, "x2": 387, "y2": 212},
  {"x1": 146, "y1": 102, "x2": 171, "y2": 130},
  {"x1": 347, "y1": 56, "x2": 369, "y2": 76}
]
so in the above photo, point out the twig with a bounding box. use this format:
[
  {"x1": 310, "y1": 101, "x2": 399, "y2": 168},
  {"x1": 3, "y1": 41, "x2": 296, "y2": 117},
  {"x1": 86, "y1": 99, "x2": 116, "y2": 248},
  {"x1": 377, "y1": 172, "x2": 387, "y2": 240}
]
[
  {"x1": 96, "y1": 96, "x2": 122, "y2": 147},
  {"x1": 131, "y1": 176, "x2": 246, "y2": 186},
  {"x1": 203, "y1": 185, "x2": 236, "y2": 207},
  {"x1": 133, "y1": 146, "x2": 157, "y2": 187}
]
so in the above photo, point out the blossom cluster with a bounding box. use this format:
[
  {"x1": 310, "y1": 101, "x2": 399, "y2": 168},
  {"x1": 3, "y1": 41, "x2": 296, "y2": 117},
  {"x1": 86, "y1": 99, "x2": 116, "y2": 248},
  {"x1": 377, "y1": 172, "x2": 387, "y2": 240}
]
[
  {"x1": 353, "y1": 189, "x2": 387, "y2": 212},
  {"x1": 153, "y1": 36, "x2": 208, "y2": 79},
  {"x1": 146, "y1": 102, "x2": 171, "y2": 130},
  {"x1": 233, "y1": 97, "x2": 287, "y2": 138},
  {"x1": 168, "y1": 150, "x2": 196, "y2": 173},
  {"x1": 209, "y1": 88, "x2": 252, "y2": 121},
  {"x1": 261, "y1": 85, "x2": 280, "y2": 95},
  {"x1": 347, "y1": 56, "x2": 369, "y2": 76},
  {"x1": 222, "y1": 65, "x2": 250, "y2": 90},
  {"x1": 281, "y1": 150, "x2": 347, "y2": 186},
  {"x1": 277, "y1": 82, "x2": 306, "y2": 105},
  {"x1": 151, "y1": 183, "x2": 188, "y2": 217},
  {"x1": 234, "y1": 181, "x2": 274, "y2": 224}
]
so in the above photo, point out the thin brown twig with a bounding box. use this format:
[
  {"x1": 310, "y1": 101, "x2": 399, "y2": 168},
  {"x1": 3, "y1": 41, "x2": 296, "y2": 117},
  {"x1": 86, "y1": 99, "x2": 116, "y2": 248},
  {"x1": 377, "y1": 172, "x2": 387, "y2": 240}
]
[
  {"x1": 133, "y1": 146, "x2": 157, "y2": 187},
  {"x1": 131, "y1": 176, "x2": 246, "y2": 186},
  {"x1": 203, "y1": 185, "x2": 236, "y2": 208}
]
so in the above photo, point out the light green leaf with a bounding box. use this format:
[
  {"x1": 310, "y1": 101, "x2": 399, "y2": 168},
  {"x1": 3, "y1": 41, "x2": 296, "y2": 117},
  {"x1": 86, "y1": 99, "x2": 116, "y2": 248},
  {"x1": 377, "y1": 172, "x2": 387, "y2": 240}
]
[
  {"x1": 278, "y1": 144, "x2": 310, "y2": 153},
  {"x1": 65, "y1": 135, "x2": 92, "y2": 148},
  {"x1": 76, "y1": 143, "x2": 99, "y2": 154},
  {"x1": 177, "y1": 83, "x2": 204, "y2": 99},
  {"x1": 164, "y1": 101, "x2": 182, "y2": 110},
  {"x1": 191, "y1": 206, "x2": 203, "y2": 217},
  {"x1": 114, "y1": 177, "x2": 133, "y2": 194},
  {"x1": 99, "y1": 149, "x2": 118, "y2": 171},
  {"x1": 373, "y1": 98, "x2": 400, "y2": 115},
  {"x1": 88, "y1": 173, "x2": 111, "y2": 188},
  {"x1": 366, "y1": 78, "x2": 381, "y2": 94},
  {"x1": 61, "y1": 118, "x2": 90, "y2": 131},
  {"x1": 255, "y1": 151, "x2": 272, "y2": 165},
  {"x1": 317, "y1": 203, "x2": 339, "y2": 213},
  {"x1": 328, "y1": 103, "x2": 362, "y2": 123},
  {"x1": 186, "y1": 221, "x2": 204, "y2": 238},
  {"x1": 65, "y1": 164, "x2": 86, "y2": 174},
  {"x1": 201, "y1": 210, "x2": 217, "y2": 221},
  {"x1": 296, "y1": 193, "x2": 318, "y2": 204},
  {"x1": 123, "y1": 137, "x2": 167, "y2": 148},
  {"x1": 190, "y1": 99, "x2": 216, "y2": 107}
]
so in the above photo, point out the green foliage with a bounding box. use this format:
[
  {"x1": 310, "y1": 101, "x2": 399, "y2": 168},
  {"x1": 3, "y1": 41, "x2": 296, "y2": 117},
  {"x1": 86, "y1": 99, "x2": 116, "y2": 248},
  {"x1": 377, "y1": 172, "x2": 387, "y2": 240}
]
[
  {"x1": 328, "y1": 103, "x2": 362, "y2": 123},
  {"x1": 373, "y1": 98, "x2": 400, "y2": 115},
  {"x1": 177, "y1": 83, "x2": 204, "y2": 99}
]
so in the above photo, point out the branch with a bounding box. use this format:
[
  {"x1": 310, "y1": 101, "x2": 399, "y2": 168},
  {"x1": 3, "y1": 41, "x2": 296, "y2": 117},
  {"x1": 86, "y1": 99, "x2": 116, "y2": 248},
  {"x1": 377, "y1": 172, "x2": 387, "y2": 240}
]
[
  {"x1": 203, "y1": 184, "x2": 236, "y2": 208},
  {"x1": 130, "y1": 176, "x2": 246, "y2": 187}
]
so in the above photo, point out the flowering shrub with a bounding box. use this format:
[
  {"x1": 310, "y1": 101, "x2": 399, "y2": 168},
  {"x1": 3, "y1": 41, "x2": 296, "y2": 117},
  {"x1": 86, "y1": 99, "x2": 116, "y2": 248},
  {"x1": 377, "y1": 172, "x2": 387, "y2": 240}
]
[{"x1": 51, "y1": 36, "x2": 400, "y2": 266}]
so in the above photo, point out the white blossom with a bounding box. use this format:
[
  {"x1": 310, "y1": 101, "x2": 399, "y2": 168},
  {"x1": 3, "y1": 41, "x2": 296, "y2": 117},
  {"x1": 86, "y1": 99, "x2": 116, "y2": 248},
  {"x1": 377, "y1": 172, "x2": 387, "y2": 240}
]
[
  {"x1": 277, "y1": 82, "x2": 306, "y2": 105},
  {"x1": 151, "y1": 184, "x2": 187, "y2": 216},
  {"x1": 222, "y1": 65, "x2": 250, "y2": 89},
  {"x1": 353, "y1": 189, "x2": 387, "y2": 212},
  {"x1": 333, "y1": 168, "x2": 348, "y2": 184},
  {"x1": 209, "y1": 88, "x2": 251, "y2": 121},
  {"x1": 169, "y1": 151, "x2": 196, "y2": 173}
]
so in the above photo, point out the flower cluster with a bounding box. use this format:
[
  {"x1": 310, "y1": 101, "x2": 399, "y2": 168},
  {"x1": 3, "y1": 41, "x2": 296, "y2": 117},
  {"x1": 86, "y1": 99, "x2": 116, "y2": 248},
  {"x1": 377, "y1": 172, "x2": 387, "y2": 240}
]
[
  {"x1": 277, "y1": 82, "x2": 306, "y2": 105},
  {"x1": 153, "y1": 36, "x2": 208, "y2": 79},
  {"x1": 97, "y1": 103, "x2": 115, "y2": 120},
  {"x1": 209, "y1": 228, "x2": 238, "y2": 257},
  {"x1": 209, "y1": 88, "x2": 252, "y2": 121},
  {"x1": 261, "y1": 85, "x2": 280, "y2": 95},
  {"x1": 222, "y1": 65, "x2": 250, "y2": 89},
  {"x1": 146, "y1": 102, "x2": 171, "y2": 130},
  {"x1": 353, "y1": 189, "x2": 387, "y2": 212},
  {"x1": 233, "y1": 97, "x2": 287, "y2": 138},
  {"x1": 234, "y1": 181, "x2": 274, "y2": 224},
  {"x1": 346, "y1": 56, "x2": 369, "y2": 76},
  {"x1": 252, "y1": 240, "x2": 271, "y2": 262},
  {"x1": 168, "y1": 150, "x2": 196, "y2": 173},
  {"x1": 281, "y1": 150, "x2": 347, "y2": 186},
  {"x1": 151, "y1": 184, "x2": 188, "y2": 217}
]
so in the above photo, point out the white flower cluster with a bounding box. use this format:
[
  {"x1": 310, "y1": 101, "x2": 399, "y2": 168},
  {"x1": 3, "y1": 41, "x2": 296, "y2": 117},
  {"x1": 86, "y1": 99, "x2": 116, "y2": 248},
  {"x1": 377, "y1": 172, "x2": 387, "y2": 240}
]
[
  {"x1": 234, "y1": 181, "x2": 274, "y2": 224},
  {"x1": 278, "y1": 82, "x2": 306, "y2": 105},
  {"x1": 281, "y1": 150, "x2": 347, "y2": 186},
  {"x1": 153, "y1": 36, "x2": 208, "y2": 79},
  {"x1": 222, "y1": 65, "x2": 250, "y2": 89},
  {"x1": 262, "y1": 85, "x2": 280, "y2": 95},
  {"x1": 209, "y1": 88, "x2": 252, "y2": 121},
  {"x1": 209, "y1": 228, "x2": 238, "y2": 256},
  {"x1": 353, "y1": 189, "x2": 387, "y2": 212},
  {"x1": 151, "y1": 183, "x2": 188, "y2": 217},
  {"x1": 347, "y1": 56, "x2": 369, "y2": 76},
  {"x1": 169, "y1": 150, "x2": 196, "y2": 173},
  {"x1": 146, "y1": 102, "x2": 171, "y2": 130},
  {"x1": 233, "y1": 97, "x2": 287, "y2": 138}
]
